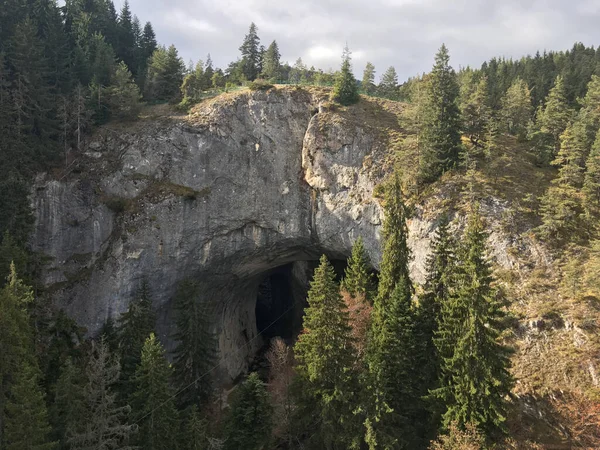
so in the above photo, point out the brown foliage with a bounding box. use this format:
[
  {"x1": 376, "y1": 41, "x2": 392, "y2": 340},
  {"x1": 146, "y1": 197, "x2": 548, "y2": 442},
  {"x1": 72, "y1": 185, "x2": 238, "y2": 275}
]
[
  {"x1": 265, "y1": 337, "x2": 295, "y2": 444},
  {"x1": 429, "y1": 422, "x2": 485, "y2": 450},
  {"x1": 342, "y1": 290, "x2": 372, "y2": 361}
]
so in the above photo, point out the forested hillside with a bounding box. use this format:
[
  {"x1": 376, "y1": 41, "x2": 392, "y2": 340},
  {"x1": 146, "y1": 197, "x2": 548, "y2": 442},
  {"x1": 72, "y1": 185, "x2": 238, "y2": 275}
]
[{"x1": 2, "y1": 1, "x2": 600, "y2": 449}]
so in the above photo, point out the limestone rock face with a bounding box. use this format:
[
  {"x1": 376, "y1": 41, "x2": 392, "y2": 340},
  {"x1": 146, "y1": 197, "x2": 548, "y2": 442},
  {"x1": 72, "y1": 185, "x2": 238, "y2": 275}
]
[{"x1": 30, "y1": 88, "x2": 520, "y2": 381}]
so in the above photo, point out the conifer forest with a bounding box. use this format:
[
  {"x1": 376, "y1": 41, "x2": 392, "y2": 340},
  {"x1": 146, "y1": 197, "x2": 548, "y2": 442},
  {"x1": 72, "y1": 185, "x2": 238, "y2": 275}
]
[{"x1": 1, "y1": 1, "x2": 600, "y2": 449}]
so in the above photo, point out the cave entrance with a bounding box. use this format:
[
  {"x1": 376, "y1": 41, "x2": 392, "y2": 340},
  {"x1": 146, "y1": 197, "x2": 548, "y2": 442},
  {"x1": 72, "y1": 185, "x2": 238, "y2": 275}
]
[
  {"x1": 253, "y1": 258, "x2": 350, "y2": 344},
  {"x1": 255, "y1": 264, "x2": 299, "y2": 341}
]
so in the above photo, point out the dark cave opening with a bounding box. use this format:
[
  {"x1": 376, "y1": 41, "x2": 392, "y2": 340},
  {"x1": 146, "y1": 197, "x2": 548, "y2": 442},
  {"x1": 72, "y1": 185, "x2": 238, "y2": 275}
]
[{"x1": 255, "y1": 267, "x2": 297, "y2": 340}]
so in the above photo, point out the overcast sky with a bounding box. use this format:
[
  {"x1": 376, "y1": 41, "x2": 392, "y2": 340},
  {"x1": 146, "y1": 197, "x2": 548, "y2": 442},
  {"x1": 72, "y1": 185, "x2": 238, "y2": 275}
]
[{"x1": 116, "y1": 0, "x2": 600, "y2": 82}]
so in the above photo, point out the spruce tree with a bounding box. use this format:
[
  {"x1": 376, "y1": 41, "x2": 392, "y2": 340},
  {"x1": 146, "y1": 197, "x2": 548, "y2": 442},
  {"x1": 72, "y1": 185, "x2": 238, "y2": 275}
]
[
  {"x1": 117, "y1": 0, "x2": 136, "y2": 72},
  {"x1": 172, "y1": 279, "x2": 217, "y2": 408},
  {"x1": 366, "y1": 277, "x2": 421, "y2": 449},
  {"x1": 262, "y1": 40, "x2": 281, "y2": 80},
  {"x1": 500, "y1": 77, "x2": 532, "y2": 138},
  {"x1": 116, "y1": 280, "x2": 156, "y2": 400},
  {"x1": 433, "y1": 208, "x2": 513, "y2": 438},
  {"x1": 130, "y1": 334, "x2": 179, "y2": 450},
  {"x1": 52, "y1": 357, "x2": 86, "y2": 449},
  {"x1": 4, "y1": 363, "x2": 55, "y2": 450},
  {"x1": 0, "y1": 263, "x2": 36, "y2": 444},
  {"x1": 537, "y1": 75, "x2": 573, "y2": 159},
  {"x1": 293, "y1": 255, "x2": 360, "y2": 448},
  {"x1": 145, "y1": 45, "x2": 185, "y2": 101},
  {"x1": 238, "y1": 22, "x2": 261, "y2": 81},
  {"x1": 419, "y1": 44, "x2": 462, "y2": 183},
  {"x1": 461, "y1": 76, "x2": 491, "y2": 148},
  {"x1": 342, "y1": 237, "x2": 374, "y2": 301},
  {"x1": 69, "y1": 337, "x2": 136, "y2": 450},
  {"x1": 224, "y1": 373, "x2": 273, "y2": 450},
  {"x1": 417, "y1": 215, "x2": 457, "y2": 430},
  {"x1": 377, "y1": 172, "x2": 413, "y2": 306},
  {"x1": 362, "y1": 62, "x2": 376, "y2": 94},
  {"x1": 538, "y1": 121, "x2": 587, "y2": 242},
  {"x1": 583, "y1": 129, "x2": 600, "y2": 216},
  {"x1": 332, "y1": 45, "x2": 359, "y2": 106},
  {"x1": 180, "y1": 405, "x2": 208, "y2": 450},
  {"x1": 378, "y1": 66, "x2": 398, "y2": 99},
  {"x1": 107, "y1": 61, "x2": 141, "y2": 119}
]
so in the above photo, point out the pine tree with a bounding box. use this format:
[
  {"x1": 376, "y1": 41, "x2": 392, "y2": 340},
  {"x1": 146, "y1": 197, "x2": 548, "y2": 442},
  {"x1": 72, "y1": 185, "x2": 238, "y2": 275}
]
[
  {"x1": 4, "y1": 363, "x2": 55, "y2": 450},
  {"x1": 52, "y1": 357, "x2": 86, "y2": 449},
  {"x1": 538, "y1": 121, "x2": 587, "y2": 242},
  {"x1": 130, "y1": 334, "x2": 179, "y2": 450},
  {"x1": 332, "y1": 45, "x2": 359, "y2": 106},
  {"x1": 262, "y1": 40, "x2": 280, "y2": 80},
  {"x1": 238, "y1": 22, "x2": 261, "y2": 81},
  {"x1": 203, "y1": 55, "x2": 214, "y2": 89},
  {"x1": 500, "y1": 77, "x2": 532, "y2": 138},
  {"x1": 117, "y1": 280, "x2": 156, "y2": 399},
  {"x1": 293, "y1": 255, "x2": 360, "y2": 448},
  {"x1": 0, "y1": 263, "x2": 36, "y2": 444},
  {"x1": 378, "y1": 66, "x2": 398, "y2": 99},
  {"x1": 583, "y1": 129, "x2": 600, "y2": 216},
  {"x1": 377, "y1": 172, "x2": 413, "y2": 306},
  {"x1": 106, "y1": 61, "x2": 141, "y2": 119},
  {"x1": 433, "y1": 208, "x2": 513, "y2": 438},
  {"x1": 172, "y1": 279, "x2": 218, "y2": 408},
  {"x1": 145, "y1": 45, "x2": 185, "y2": 101},
  {"x1": 361, "y1": 62, "x2": 376, "y2": 94},
  {"x1": 180, "y1": 405, "x2": 208, "y2": 450},
  {"x1": 461, "y1": 76, "x2": 491, "y2": 148},
  {"x1": 117, "y1": 0, "x2": 136, "y2": 72},
  {"x1": 366, "y1": 277, "x2": 421, "y2": 448},
  {"x1": 419, "y1": 44, "x2": 462, "y2": 183},
  {"x1": 69, "y1": 337, "x2": 135, "y2": 450},
  {"x1": 417, "y1": 215, "x2": 457, "y2": 429},
  {"x1": 341, "y1": 236, "x2": 373, "y2": 301},
  {"x1": 224, "y1": 373, "x2": 273, "y2": 450},
  {"x1": 537, "y1": 75, "x2": 573, "y2": 159}
]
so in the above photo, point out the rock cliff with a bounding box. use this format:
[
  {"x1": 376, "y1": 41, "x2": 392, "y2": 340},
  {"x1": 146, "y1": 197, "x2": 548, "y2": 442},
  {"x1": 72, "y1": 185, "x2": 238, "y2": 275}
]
[{"x1": 30, "y1": 87, "x2": 592, "y2": 395}]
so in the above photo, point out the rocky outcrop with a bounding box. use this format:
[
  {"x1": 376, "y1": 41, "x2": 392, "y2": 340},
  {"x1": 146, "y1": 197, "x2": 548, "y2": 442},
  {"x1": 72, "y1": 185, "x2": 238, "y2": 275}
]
[{"x1": 31, "y1": 87, "x2": 527, "y2": 382}]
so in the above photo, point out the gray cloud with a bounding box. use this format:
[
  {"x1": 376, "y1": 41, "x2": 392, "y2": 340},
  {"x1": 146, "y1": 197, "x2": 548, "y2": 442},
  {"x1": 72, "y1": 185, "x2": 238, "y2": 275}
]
[{"x1": 118, "y1": 0, "x2": 600, "y2": 82}]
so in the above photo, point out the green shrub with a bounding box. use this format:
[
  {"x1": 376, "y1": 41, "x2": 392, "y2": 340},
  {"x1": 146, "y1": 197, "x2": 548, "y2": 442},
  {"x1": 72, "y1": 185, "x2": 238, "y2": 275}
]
[
  {"x1": 248, "y1": 79, "x2": 274, "y2": 91},
  {"x1": 104, "y1": 197, "x2": 129, "y2": 214}
]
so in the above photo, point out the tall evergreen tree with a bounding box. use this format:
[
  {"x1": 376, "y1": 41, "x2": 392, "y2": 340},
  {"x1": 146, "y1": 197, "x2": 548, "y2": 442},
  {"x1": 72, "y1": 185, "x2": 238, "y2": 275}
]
[
  {"x1": 332, "y1": 45, "x2": 359, "y2": 106},
  {"x1": 261, "y1": 40, "x2": 280, "y2": 80},
  {"x1": 378, "y1": 66, "x2": 398, "y2": 99},
  {"x1": 180, "y1": 405, "x2": 208, "y2": 450},
  {"x1": 293, "y1": 255, "x2": 360, "y2": 449},
  {"x1": 172, "y1": 279, "x2": 217, "y2": 408},
  {"x1": 366, "y1": 277, "x2": 421, "y2": 449},
  {"x1": 4, "y1": 363, "x2": 55, "y2": 450},
  {"x1": 417, "y1": 215, "x2": 457, "y2": 430},
  {"x1": 538, "y1": 121, "x2": 587, "y2": 242},
  {"x1": 433, "y1": 208, "x2": 513, "y2": 438},
  {"x1": 419, "y1": 44, "x2": 462, "y2": 183},
  {"x1": 0, "y1": 263, "x2": 36, "y2": 444},
  {"x1": 106, "y1": 61, "x2": 141, "y2": 119},
  {"x1": 51, "y1": 357, "x2": 86, "y2": 449},
  {"x1": 145, "y1": 45, "x2": 185, "y2": 101},
  {"x1": 238, "y1": 22, "x2": 261, "y2": 81},
  {"x1": 461, "y1": 76, "x2": 492, "y2": 148},
  {"x1": 500, "y1": 77, "x2": 532, "y2": 138},
  {"x1": 224, "y1": 373, "x2": 273, "y2": 450},
  {"x1": 537, "y1": 75, "x2": 573, "y2": 160},
  {"x1": 68, "y1": 337, "x2": 135, "y2": 450},
  {"x1": 117, "y1": 0, "x2": 136, "y2": 72},
  {"x1": 377, "y1": 172, "x2": 413, "y2": 306},
  {"x1": 342, "y1": 237, "x2": 374, "y2": 301},
  {"x1": 130, "y1": 334, "x2": 179, "y2": 450},
  {"x1": 583, "y1": 129, "x2": 600, "y2": 216},
  {"x1": 362, "y1": 62, "x2": 376, "y2": 94},
  {"x1": 117, "y1": 280, "x2": 156, "y2": 399}
]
